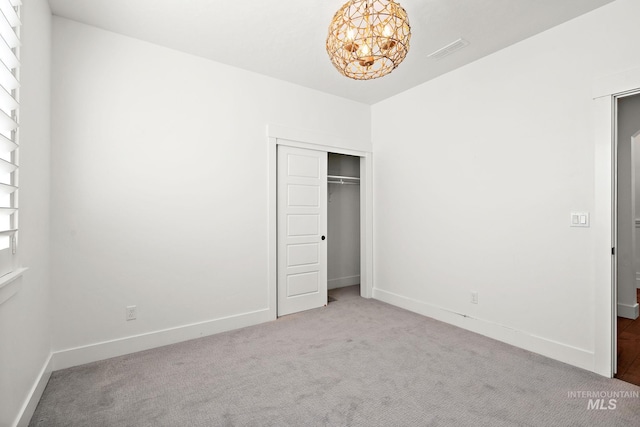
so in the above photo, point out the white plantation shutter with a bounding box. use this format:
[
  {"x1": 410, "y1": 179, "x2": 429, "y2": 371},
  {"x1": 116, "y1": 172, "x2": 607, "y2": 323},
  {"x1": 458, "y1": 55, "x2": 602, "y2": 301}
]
[{"x1": 0, "y1": 0, "x2": 19, "y2": 276}]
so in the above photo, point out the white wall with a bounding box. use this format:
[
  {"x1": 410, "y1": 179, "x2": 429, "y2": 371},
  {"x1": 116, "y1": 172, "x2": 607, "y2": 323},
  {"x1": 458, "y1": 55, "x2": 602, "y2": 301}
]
[
  {"x1": 328, "y1": 154, "x2": 360, "y2": 289},
  {"x1": 618, "y1": 93, "x2": 640, "y2": 318},
  {"x1": 0, "y1": 1, "x2": 52, "y2": 426},
  {"x1": 371, "y1": 0, "x2": 640, "y2": 373},
  {"x1": 50, "y1": 17, "x2": 370, "y2": 367}
]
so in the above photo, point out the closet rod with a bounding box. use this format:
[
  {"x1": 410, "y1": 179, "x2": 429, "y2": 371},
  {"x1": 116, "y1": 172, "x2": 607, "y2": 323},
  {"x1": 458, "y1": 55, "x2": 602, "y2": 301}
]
[
  {"x1": 327, "y1": 174, "x2": 360, "y2": 181},
  {"x1": 328, "y1": 180, "x2": 359, "y2": 185}
]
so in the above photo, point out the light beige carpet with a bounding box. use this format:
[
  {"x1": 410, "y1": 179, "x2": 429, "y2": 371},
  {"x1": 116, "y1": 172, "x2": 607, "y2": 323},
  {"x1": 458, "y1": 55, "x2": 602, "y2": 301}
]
[{"x1": 30, "y1": 286, "x2": 640, "y2": 426}]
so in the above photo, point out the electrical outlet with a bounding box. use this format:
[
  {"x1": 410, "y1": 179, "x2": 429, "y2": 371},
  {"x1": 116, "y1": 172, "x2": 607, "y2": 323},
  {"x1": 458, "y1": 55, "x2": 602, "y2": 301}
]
[
  {"x1": 126, "y1": 305, "x2": 137, "y2": 321},
  {"x1": 471, "y1": 292, "x2": 478, "y2": 304}
]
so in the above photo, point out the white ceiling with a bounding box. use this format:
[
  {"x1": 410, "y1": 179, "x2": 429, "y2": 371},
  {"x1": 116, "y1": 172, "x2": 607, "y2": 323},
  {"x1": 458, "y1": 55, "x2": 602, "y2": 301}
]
[{"x1": 47, "y1": 0, "x2": 615, "y2": 105}]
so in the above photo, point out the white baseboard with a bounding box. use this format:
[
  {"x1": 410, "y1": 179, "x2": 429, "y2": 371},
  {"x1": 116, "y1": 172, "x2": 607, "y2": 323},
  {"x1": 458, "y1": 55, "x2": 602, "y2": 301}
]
[
  {"x1": 373, "y1": 288, "x2": 595, "y2": 373},
  {"x1": 328, "y1": 275, "x2": 360, "y2": 290},
  {"x1": 14, "y1": 353, "x2": 53, "y2": 427},
  {"x1": 617, "y1": 302, "x2": 639, "y2": 320},
  {"x1": 52, "y1": 308, "x2": 273, "y2": 371}
]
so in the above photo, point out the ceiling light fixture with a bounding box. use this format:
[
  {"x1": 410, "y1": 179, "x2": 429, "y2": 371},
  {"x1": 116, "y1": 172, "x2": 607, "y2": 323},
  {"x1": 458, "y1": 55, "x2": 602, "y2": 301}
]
[{"x1": 326, "y1": 0, "x2": 411, "y2": 80}]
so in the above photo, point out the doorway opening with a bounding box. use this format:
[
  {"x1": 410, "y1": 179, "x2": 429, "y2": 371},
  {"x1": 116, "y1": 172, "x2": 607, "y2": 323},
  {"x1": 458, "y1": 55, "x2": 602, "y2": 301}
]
[
  {"x1": 267, "y1": 126, "x2": 373, "y2": 320},
  {"x1": 592, "y1": 67, "x2": 640, "y2": 378},
  {"x1": 615, "y1": 92, "x2": 640, "y2": 386},
  {"x1": 275, "y1": 147, "x2": 363, "y2": 316}
]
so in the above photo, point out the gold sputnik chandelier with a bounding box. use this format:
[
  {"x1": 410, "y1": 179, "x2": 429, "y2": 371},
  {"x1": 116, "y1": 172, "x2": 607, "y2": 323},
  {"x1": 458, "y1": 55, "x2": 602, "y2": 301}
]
[{"x1": 326, "y1": 0, "x2": 411, "y2": 80}]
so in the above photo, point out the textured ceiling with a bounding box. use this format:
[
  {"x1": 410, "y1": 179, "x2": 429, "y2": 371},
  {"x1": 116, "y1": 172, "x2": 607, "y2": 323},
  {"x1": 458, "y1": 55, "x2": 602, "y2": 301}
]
[{"x1": 47, "y1": 0, "x2": 615, "y2": 105}]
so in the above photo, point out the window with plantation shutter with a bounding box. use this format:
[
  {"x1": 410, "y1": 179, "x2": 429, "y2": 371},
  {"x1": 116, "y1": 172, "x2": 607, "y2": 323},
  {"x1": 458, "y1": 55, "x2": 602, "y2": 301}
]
[{"x1": 0, "y1": 0, "x2": 19, "y2": 278}]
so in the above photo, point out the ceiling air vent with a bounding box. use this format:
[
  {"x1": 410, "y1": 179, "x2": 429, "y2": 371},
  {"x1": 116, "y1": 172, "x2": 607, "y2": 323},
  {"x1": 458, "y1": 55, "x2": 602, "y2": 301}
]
[{"x1": 427, "y1": 38, "x2": 469, "y2": 60}]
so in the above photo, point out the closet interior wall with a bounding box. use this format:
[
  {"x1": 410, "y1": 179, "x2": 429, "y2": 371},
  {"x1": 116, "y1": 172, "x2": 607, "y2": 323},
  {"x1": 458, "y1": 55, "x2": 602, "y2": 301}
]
[{"x1": 328, "y1": 153, "x2": 361, "y2": 290}]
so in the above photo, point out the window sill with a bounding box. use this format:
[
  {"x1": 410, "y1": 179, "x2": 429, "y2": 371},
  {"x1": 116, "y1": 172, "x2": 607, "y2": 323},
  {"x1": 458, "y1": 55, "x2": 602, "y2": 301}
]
[{"x1": 0, "y1": 267, "x2": 28, "y2": 306}]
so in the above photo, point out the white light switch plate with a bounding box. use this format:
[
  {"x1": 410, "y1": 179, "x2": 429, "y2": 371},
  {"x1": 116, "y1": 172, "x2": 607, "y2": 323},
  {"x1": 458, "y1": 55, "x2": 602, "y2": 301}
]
[{"x1": 570, "y1": 212, "x2": 589, "y2": 227}]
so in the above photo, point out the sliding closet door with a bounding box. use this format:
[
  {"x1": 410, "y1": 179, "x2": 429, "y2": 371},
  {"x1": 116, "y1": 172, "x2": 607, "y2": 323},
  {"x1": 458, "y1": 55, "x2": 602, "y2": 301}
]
[{"x1": 277, "y1": 145, "x2": 327, "y2": 316}]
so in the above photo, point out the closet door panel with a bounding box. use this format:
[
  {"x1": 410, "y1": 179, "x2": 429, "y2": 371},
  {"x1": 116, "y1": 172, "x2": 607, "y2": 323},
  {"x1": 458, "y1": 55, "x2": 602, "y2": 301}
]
[
  {"x1": 287, "y1": 243, "x2": 319, "y2": 267},
  {"x1": 277, "y1": 145, "x2": 327, "y2": 316}
]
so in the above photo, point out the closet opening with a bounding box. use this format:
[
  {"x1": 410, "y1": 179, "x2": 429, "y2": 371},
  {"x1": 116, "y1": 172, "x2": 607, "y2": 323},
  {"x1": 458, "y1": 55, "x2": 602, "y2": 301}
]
[
  {"x1": 327, "y1": 153, "x2": 361, "y2": 303},
  {"x1": 267, "y1": 127, "x2": 373, "y2": 319},
  {"x1": 615, "y1": 92, "x2": 640, "y2": 386}
]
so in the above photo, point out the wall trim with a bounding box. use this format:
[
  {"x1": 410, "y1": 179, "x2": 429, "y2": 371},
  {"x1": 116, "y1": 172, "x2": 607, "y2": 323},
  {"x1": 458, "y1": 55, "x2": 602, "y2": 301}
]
[
  {"x1": 52, "y1": 308, "x2": 273, "y2": 371},
  {"x1": 267, "y1": 124, "x2": 369, "y2": 152},
  {"x1": 14, "y1": 353, "x2": 52, "y2": 427},
  {"x1": 328, "y1": 275, "x2": 360, "y2": 290},
  {"x1": 593, "y1": 66, "x2": 640, "y2": 100},
  {"x1": 0, "y1": 268, "x2": 28, "y2": 306},
  {"x1": 617, "y1": 302, "x2": 640, "y2": 320},
  {"x1": 373, "y1": 288, "x2": 595, "y2": 372}
]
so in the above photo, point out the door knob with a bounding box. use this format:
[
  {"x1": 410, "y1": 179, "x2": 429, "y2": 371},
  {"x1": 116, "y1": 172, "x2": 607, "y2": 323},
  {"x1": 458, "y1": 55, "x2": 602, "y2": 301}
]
[{"x1": 321, "y1": 235, "x2": 326, "y2": 240}]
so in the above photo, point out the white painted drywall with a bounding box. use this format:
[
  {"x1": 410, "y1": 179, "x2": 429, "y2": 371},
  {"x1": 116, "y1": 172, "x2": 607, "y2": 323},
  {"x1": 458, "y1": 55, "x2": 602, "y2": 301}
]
[
  {"x1": 0, "y1": 1, "x2": 53, "y2": 426},
  {"x1": 617, "y1": 94, "x2": 640, "y2": 319},
  {"x1": 371, "y1": 0, "x2": 640, "y2": 373},
  {"x1": 328, "y1": 154, "x2": 360, "y2": 289},
  {"x1": 50, "y1": 18, "x2": 370, "y2": 359}
]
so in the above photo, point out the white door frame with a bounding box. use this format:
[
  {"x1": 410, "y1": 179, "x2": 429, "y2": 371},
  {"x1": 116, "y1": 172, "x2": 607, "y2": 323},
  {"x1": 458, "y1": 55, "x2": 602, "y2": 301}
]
[
  {"x1": 593, "y1": 66, "x2": 640, "y2": 377},
  {"x1": 267, "y1": 125, "x2": 374, "y2": 319}
]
